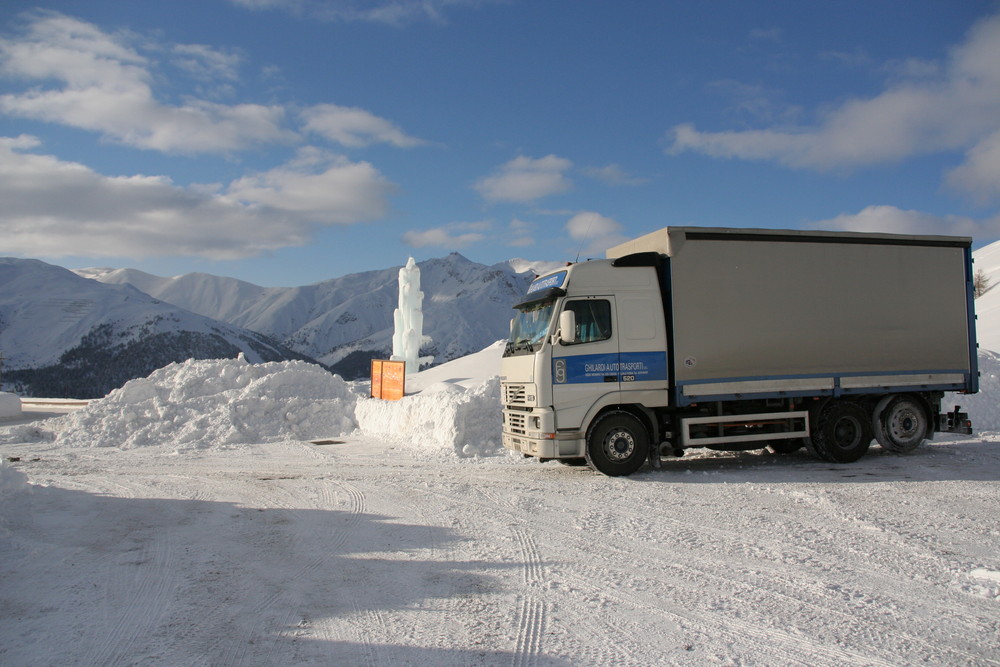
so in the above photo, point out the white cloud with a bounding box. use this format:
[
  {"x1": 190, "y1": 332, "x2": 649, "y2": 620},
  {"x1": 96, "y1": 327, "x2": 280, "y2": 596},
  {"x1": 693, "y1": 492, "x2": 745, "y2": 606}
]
[
  {"x1": 171, "y1": 43, "x2": 241, "y2": 83},
  {"x1": 808, "y1": 204, "x2": 1000, "y2": 240},
  {"x1": 402, "y1": 221, "x2": 489, "y2": 248},
  {"x1": 0, "y1": 137, "x2": 395, "y2": 259},
  {"x1": 301, "y1": 104, "x2": 425, "y2": 148},
  {"x1": 228, "y1": 0, "x2": 498, "y2": 25},
  {"x1": 474, "y1": 155, "x2": 573, "y2": 203},
  {"x1": 565, "y1": 211, "x2": 626, "y2": 256},
  {"x1": 507, "y1": 218, "x2": 535, "y2": 247},
  {"x1": 947, "y1": 129, "x2": 1000, "y2": 201},
  {"x1": 0, "y1": 11, "x2": 293, "y2": 154},
  {"x1": 666, "y1": 12, "x2": 1000, "y2": 200},
  {"x1": 227, "y1": 147, "x2": 396, "y2": 224}
]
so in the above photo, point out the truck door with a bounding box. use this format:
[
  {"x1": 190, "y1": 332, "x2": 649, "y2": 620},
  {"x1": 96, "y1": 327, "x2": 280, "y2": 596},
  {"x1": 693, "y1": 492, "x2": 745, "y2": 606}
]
[{"x1": 552, "y1": 296, "x2": 620, "y2": 430}]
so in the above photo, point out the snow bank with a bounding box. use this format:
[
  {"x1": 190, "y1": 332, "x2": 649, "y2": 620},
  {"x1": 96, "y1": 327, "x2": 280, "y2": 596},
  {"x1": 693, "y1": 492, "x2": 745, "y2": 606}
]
[
  {"x1": 6, "y1": 343, "x2": 505, "y2": 457},
  {"x1": 355, "y1": 376, "x2": 503, "y2": 458},
  {"x1": 0, "y1": 392, "x2": 20, "y2": 418},
  {"x1": 49, "y1": 357, "x2": 359, "y2": 450},
  {"x1": 13, "y1": 344, "x2": 506, "y2": 457},
  {"x1": 944, "y1": 350, "x2": 1000, "y2": 433},
  {"x1": 0, "y1": 459, "x2": 29, "y2": 497}
]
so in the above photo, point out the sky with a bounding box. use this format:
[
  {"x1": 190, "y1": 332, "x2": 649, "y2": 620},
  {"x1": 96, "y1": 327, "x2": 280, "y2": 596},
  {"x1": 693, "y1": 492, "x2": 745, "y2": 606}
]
[{"x1": 2, "y1": 0, "x2": 1000, "y2": 287}]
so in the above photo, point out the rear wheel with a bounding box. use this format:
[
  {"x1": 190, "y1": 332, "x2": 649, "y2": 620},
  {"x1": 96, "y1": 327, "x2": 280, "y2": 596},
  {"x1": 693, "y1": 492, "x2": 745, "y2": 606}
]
[
  {"x1": 876, "y1": 395, "x2": 929, "y2": 453},
  {"x1": 585, "y1": 411, "x2": 649, "y2": 476},
  {"x1": 810, "y1": 401, "x2": 872, "y2": 463}
]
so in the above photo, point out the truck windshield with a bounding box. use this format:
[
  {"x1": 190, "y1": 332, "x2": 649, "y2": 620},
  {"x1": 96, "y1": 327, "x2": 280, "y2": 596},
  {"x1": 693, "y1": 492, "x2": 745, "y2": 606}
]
[{"x1": 505, "y1": 300, "x2": 556, "y2": 357}]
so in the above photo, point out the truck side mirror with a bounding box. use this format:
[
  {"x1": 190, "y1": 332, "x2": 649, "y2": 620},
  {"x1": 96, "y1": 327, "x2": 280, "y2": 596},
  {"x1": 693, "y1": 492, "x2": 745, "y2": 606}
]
[
  {"x1": 509, "y1": 318, "x2": 515, "y2": 335},
  {"x1": 559, "y1": 310, "x2": 577, "y2": 344}
]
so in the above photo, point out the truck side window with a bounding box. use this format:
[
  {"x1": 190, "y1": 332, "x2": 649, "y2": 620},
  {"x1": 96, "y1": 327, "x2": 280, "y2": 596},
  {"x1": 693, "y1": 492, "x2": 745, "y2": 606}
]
[{"x1": 565, "y1": 300, "x2": 612, "y2": 344}]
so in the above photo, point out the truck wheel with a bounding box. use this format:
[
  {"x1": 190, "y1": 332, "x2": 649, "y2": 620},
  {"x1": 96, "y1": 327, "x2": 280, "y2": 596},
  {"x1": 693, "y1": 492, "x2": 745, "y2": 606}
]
[
  {"x1": 877, "y1": 395, "x2": 929, "y2": 453},
  {"x1": 585, "y1": 411, "x2": 649, "y2": 476},
  {"x1": 811, "y1": 401, "x2": 872, "y2": 463}
]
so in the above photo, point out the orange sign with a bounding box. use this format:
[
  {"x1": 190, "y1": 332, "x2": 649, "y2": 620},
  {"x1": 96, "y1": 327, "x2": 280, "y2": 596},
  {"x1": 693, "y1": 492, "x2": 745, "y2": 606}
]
[{"x1": 371, "y1": 359, "x2": 406, "y2": 400}]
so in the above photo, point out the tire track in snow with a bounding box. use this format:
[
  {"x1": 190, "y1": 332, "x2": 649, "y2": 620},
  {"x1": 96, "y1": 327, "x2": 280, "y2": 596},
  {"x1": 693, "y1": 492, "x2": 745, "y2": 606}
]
[
  {"x1": 533, "y1": 484, "x2": 993, "y2": 666},
  {"x1": 425, "y1": 481, "x2": 900, "y2": 666},
  {"x1": 512, "y1": 595, "x2": 546, "y2": 667},
  {"x1": 212, "y1": 477, "x2": 369, "y2": 667},
  {"x1": 511, "y1": 527, "x2": 547, "y2": 667},
  {"x1": 82, "y1": 525, "x2": 180, "y2": 667},
  {"x1": 398, "y1": 482, "x2": 552, "y2": 659},
  {"x1": 557, "y1": 564, "x2": 890, "y2": 667}
]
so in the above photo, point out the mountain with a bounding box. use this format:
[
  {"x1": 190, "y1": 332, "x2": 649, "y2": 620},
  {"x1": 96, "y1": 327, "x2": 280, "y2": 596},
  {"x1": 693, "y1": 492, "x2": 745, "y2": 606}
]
[
  {"x1": 0, "y1": 258, "x2": 315, "y2": 398},
  {"x1": 81, "y1": 253, "x2": 563, "y2": 378}
]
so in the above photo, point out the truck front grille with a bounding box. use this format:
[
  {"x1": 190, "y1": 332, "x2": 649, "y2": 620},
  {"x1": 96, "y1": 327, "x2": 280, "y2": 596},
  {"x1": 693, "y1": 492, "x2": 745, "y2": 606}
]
[
  {"x1": 504, "y1": 383, "x2": 528, "y2": 405},
  {"x1": 506, "y1": 411, "x2": 527, "y2": 435}
]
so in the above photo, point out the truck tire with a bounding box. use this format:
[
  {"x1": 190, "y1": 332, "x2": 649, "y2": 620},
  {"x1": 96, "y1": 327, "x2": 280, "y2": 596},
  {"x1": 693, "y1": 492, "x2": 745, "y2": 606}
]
[
  {"x1": 810, "y1": 401, "x2": 872, "y2": 463},
  {"x1": 585, "y1": 411, "x2": 649, "y2": 476},
  {"x1": 876, "y1": 395, "x2": 929, "y2": 453}
]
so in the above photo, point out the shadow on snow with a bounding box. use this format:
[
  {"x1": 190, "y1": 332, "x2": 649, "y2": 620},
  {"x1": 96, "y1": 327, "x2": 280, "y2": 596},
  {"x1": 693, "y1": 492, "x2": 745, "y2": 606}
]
[{"x1": 0, "y1": 483, "x2": 559, "y2": 666}]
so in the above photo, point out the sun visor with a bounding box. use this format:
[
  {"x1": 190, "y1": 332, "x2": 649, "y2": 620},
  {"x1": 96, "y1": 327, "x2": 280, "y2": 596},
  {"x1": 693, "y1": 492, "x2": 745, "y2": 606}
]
[{"x1": 513, "y1": 286, "x2": 566, "y2": 310}]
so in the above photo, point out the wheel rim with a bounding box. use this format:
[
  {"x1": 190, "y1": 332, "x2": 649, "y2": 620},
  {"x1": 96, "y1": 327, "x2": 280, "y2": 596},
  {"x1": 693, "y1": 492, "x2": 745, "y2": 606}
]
[
  {"x1": 603, "y1": 429, "x2": 635, "y2": 461},
  {"x1": 832, "y1": 416, "x2": 862, "y2": 449},
  {"x1": 888, "y1": 403, "x2": 924, "y2": 446}
]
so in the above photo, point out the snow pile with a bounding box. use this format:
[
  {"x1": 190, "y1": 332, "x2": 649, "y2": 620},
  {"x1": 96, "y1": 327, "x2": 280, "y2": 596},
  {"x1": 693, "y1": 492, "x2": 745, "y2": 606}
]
[
  {"x1": 944, "y1": 349, "x2": 1000, "y2": 433},
  {"x1": 5, "y1": 342, "x2": 506, "y2": 456},
  {"x1": 49, "y1": 357, "x2": 359, "y2": 450},
  {"x1": 0, "y1": 392, "x2": 21, "y2": 418},
  {"x1": 355, "y1": 376, "x2": 503, "y2": 458},
  {"x1": 0, "y1": 459, "x2": 29, "y2": 497}
]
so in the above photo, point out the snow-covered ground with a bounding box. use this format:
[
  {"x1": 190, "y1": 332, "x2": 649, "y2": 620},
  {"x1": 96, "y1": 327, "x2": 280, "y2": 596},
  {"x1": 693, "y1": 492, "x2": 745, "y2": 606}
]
[{"x1": 2, "y1": 347, "x2": 999, "y2": 665}]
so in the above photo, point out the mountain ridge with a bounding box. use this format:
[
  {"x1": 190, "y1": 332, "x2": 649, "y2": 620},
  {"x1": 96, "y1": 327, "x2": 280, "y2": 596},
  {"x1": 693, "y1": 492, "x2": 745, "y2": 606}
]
[
  {"x1": 78, "y1": 253, "x2": 564, "y2": 374},
  {"x1": 0, "y1": 258, "x2": 317, "y2": 398}
]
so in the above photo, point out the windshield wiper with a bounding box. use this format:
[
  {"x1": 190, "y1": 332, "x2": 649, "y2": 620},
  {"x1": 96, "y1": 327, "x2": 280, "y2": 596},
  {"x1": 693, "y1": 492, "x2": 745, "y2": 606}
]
[{"x1": 505, "y1": 338, "x2": 536, "y2": 355}]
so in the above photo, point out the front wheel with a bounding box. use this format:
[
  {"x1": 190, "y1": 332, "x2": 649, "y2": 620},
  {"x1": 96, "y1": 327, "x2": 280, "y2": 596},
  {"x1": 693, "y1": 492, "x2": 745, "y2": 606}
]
[{"x1": 585, "y1": 411, "x2": 649, "y2": 476}]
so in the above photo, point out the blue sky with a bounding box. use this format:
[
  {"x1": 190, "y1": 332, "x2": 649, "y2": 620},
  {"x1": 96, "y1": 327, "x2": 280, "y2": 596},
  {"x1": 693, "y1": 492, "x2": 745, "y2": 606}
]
[{"x1": 2, "y1": 0, "x2": 1000, "y2": 286}]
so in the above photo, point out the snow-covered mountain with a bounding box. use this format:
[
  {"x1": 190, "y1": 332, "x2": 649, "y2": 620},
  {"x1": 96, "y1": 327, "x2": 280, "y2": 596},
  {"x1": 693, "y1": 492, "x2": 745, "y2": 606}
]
[
  {"x1": 0, "y1": 258, "x2": 314, "y2": 398},
  {"x1": 81, "y1": 253, "x2": 563, "y2": 377}
]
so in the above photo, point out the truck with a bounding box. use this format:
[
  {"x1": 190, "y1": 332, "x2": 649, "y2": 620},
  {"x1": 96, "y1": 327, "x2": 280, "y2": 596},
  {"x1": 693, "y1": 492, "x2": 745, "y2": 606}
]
[{"x1": 501, "y1": 226, "x2": 978, "y2": 476}]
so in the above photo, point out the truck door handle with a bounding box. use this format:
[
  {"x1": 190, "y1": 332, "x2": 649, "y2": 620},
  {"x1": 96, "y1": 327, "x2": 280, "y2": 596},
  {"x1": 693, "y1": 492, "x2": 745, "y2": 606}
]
[{"x1": 604, "y1": 376, "x2": 617, "y2": 383}]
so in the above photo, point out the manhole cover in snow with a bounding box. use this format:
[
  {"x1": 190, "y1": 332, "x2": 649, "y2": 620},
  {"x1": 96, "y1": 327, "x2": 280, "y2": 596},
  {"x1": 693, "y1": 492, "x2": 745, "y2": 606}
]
[{"x1": 310, "y1": 439, "x2": 346, "y2": 446}]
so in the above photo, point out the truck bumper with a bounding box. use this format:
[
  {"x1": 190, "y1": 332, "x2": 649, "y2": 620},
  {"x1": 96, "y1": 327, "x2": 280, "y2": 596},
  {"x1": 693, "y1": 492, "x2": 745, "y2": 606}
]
[{"x1": 502, "y1": 431, "x2": 585, "y2": 459}]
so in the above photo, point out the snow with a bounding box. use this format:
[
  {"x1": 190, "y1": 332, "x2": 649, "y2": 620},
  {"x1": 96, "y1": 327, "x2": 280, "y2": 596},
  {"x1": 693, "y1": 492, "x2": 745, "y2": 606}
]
[
  {"x1": 45, "y1": 356, "x2": 359, "y2": 450},
  {"x1": 0, "y1": 392, "x2": 20, "y2": 418},
  {"x1": 356, "y1": 376, "x2": 502, "y2": 458},
  {"x1": 2, "y1": 352, "x2": 1000, "y2": 662},
  {"x1": 0, "y1": 459, "x2": 28, "y2": 496},
  {"x1": 974, "y1": 239, "x2": 1000, "y2": 354}
]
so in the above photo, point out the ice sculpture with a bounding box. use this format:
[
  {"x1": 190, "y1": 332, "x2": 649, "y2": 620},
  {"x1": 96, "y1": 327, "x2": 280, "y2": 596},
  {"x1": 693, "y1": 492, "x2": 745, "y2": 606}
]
[{"x1": 391, "y1": 257, "x2": 433, "y2": 374}]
